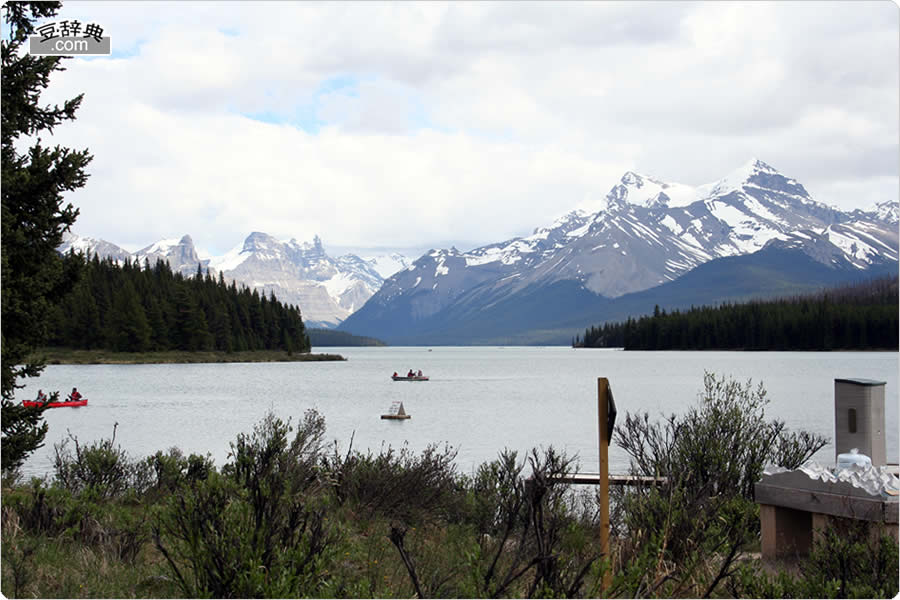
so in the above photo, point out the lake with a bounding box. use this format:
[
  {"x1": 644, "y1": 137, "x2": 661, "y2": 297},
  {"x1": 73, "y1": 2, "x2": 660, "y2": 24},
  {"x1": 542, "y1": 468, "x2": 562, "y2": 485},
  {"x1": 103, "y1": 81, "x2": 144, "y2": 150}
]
[{"x1": 18, "y1": 347, "x2": 899, "y2": 479}]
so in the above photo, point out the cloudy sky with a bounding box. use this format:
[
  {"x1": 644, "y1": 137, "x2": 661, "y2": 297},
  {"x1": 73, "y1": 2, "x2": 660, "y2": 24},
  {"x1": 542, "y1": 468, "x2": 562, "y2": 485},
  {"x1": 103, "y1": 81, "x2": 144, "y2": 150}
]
[{"x1": 25, "y1": 1, "x2": 900, "y2": 256}]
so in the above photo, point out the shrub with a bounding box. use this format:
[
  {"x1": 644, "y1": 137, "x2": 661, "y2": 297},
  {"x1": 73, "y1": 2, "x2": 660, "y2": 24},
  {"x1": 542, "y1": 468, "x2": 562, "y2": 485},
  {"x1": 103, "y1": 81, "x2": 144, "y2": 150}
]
[
  {"x1": 373, "y1": 445, "x2": 603, "y2": 599},
  {"x1": 612, "y1": 372, "x2": 828, "y2": 597},
  {"x1": 323, "y1": 440, "x2": 461, "y2": 598},
  {"x1": 145, "y1": 447, "x2": 213, "y2": 497},
  {"x1": 2, "y1": 503, "x2": 38, "y2": 598},
  {"x1": 11, "y1": 478, "x2": 72, "y2": 536},
  {"x1": 733, "y1": 519, "x2": 899, "y2": 598},
  {"x1": 53, "y1": 424, "x2": 151, "y2": 499},
  {"x1": 153, "y1": 410, "x2": 339, "y2": 598},
  {"x1": 615, "y1": 371, "x2": 827, "y2": 501},
  {"x1": 802, "y1": 521, "x2": 898, "y2": 598},
  {"x1": 324, "y1": 440, "x2": 460, "y2": 524}
]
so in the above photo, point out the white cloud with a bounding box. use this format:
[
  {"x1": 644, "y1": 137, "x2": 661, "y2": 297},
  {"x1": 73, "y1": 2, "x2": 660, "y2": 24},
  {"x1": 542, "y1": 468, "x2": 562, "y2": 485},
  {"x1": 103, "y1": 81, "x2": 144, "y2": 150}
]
[{"x1": 35, "y1": 1, "x2": 898, "y2": 255}]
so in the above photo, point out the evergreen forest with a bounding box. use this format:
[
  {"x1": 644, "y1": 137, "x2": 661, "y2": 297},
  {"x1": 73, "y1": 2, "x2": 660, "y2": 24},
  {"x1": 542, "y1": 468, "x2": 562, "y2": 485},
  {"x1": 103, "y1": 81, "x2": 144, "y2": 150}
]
[
  {"x1": 575, "y1": 276, "x2": 899, "y2": 351},
  {"x1": 46, "y1": 253, "x2": 311, "y2": 354}
]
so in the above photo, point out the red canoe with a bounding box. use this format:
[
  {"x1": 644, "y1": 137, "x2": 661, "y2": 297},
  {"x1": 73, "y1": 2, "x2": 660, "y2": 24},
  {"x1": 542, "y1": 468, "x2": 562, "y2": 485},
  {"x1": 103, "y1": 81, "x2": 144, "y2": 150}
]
[{"x1": 22, "y1": 399, "x2": 88, "y2": 408}]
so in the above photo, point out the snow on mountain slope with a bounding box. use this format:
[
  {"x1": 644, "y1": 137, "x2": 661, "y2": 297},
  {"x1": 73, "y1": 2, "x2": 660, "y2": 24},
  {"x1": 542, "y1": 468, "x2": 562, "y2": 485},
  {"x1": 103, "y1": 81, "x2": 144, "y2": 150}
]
[
  {"x1": 823, "y1": 221, "x2": 899, "y2": 267},
  {"x1": 853, "y1": 200, "x2": 900, "y2": 225},
  {"x1": 208, "y1": 233, "x2": 389, "y2": 327},
  {"x1": 873, "y1": 200, "x2": 899, "y2": 224},
  {"x1": 59, "y1": 233, "x2": 132, "y2": 263},
  {"x1": 208, "y1": 242, "x2": 251, "y2": 272},
  {"x1": 134, "y1": 234, "x2": 210, "y2": 276},
  {"x1": 607, "y1": 171, "x2": 703, "y2": 209},
  {"x1": 361, "y1": 252, "x2": 412, "y2": 279}
]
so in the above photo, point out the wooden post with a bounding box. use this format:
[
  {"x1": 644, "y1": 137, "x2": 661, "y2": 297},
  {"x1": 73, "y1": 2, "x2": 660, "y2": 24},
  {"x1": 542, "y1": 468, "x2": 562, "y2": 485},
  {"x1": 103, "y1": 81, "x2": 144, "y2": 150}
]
[{"x1": 598, "y1": 377, "x2": 611, "y2": 592}]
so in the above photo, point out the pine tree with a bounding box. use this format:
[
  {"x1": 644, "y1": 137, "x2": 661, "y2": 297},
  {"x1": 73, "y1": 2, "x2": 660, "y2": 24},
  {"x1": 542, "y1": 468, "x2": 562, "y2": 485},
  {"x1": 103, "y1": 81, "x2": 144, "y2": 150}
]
[
  {"x1": 108, "y1": 278, "x2": 152, "y2": 351},
  {"x1": 145, "y1": 297, "x2": 170, "y2": 351},
  {"x1": 173, "y1": 284, "x2": 212, "y2": 351},
  {"x1": 1, "y1": 2, "x2": 92, "y2": 475},
  {"x1": 68, "y1": 280, "x2": 102, "y2": 348}
]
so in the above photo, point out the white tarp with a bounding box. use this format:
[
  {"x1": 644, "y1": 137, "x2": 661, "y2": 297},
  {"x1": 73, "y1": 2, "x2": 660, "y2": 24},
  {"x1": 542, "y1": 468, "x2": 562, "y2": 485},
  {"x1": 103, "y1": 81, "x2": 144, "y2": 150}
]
[{"x1": 763, "y1": 462, "x2": 900, "y2": 497}]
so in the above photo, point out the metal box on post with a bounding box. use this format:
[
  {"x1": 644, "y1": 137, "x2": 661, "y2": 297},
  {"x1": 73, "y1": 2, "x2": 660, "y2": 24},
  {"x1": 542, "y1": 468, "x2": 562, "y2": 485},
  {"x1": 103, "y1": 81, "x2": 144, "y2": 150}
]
[{"x1": 834, "y1": 378, "x2": 886, "y2": 466}]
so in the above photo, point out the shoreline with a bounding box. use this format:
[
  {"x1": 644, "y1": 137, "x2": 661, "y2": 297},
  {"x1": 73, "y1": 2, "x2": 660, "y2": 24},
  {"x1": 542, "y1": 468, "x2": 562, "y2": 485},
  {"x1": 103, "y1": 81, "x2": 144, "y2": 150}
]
[{"x1": 33, "y1": 348, "x2": 346, "y2": 365}]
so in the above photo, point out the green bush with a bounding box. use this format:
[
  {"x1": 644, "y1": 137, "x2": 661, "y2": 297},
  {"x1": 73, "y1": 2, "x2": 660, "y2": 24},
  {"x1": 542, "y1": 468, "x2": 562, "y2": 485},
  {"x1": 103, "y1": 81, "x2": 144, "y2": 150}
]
[
  {"x1": 615, "y1": 371, "x2": 827, "y2": 501},
  {"x1": 53, "y1": 425, "x2": 151, "y2": 499},
  {"x1": 153, "y1": 410, "x2": 340, "y2": 598},
  {"x1": 733, "y1": 519, "x2": 899, "y2": 598},
  {"x1": 324, "y1": 440, "x2": 460, "y2": 524},
  {"x1": 370, "y1": 445, "x2": 604, "y2": 599},
  {"x1": 322, "y1": 439, "x2": 461, "y2": 597},
  {"x1": 145, "y1": 447, "x2": 213, "y2": 497},
  {"x1": 612, "y1": 372, "x2": 828, "y2": 597}
]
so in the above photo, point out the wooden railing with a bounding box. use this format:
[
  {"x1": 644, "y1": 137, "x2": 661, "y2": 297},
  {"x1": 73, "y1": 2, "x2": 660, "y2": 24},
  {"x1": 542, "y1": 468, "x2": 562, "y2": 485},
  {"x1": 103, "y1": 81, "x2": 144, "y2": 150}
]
[{"x1": 552, "y1": 473, "x2": 667, "y2": 486}]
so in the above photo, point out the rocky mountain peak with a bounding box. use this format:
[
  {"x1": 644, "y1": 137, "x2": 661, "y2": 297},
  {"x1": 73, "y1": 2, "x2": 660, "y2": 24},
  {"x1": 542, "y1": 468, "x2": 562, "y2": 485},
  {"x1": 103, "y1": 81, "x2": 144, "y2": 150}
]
[
  {"x1": 133, "y1": 233, "x2": 206, "y2": 276},
  {"x1": 59, "y1": 233, "x2": 132, "y2": 263},
  {"x1": 704, "y1": 158, "x2": 810, "y2": 202},
  {"x1": 605, "y1": 170, "x2": 679, "y2": 210},
  {"x1": 872, "y1": 200, "x2": 899, "y2": 224},
  {"x1": 747, "y1": 157, "x2": 776, "y2": 173},
  {"x1": 620, "y1": 171, "x2": 644, "y2": 186},
  {"x1": 242, "y1": 231, "x2": 279, "y2": 252},
  {"x1": 288, "y1": 234, "x2": 327, "y2": 261}
]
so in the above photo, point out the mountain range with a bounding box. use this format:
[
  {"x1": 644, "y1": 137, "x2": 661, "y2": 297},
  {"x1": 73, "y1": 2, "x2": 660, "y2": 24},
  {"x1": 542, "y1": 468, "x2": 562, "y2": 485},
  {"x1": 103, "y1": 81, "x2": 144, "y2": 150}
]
[
  {"x1": 59, "y1": 232, "x2": 411, "y2": 328},
  {"x1": 60, "y1": 159, "x2": 898, "y2": 343},
  {"x1": 338, "y1": 159, "x2": 898, "y2": 344}
]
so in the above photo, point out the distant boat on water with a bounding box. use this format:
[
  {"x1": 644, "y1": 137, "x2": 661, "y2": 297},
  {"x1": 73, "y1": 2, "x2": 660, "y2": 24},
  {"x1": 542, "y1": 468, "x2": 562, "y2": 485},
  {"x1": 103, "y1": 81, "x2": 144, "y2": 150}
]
[{"x1": 392, "y1": 369, "x2": 429, "y2": 381}]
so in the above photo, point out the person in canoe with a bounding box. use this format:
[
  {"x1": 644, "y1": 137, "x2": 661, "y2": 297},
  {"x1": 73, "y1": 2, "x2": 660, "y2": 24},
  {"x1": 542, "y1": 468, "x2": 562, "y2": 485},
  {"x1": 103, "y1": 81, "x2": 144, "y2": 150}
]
[
  {"x1": 34, "y1": 389, "x2": 48, "y2": 403},
  {"x1": 393, "y1": 372, "x2": 398, "y2": 377},
  {"x1": 67, "y1": 387, "x2": 82, "y2": 403},
  {"x1": 417, "y1": 369, "x2": 423, "y2": 377},
  {"x1": 407, "y1": 369, "x2": 414, "y2": 377}
]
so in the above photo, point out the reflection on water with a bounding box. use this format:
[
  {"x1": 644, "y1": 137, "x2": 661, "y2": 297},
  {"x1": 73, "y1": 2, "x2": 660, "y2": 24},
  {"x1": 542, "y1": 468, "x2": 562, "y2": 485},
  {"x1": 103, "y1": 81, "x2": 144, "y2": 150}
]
[{"x1": 19, "y1": 348, "x2": 899, "y2": 479}]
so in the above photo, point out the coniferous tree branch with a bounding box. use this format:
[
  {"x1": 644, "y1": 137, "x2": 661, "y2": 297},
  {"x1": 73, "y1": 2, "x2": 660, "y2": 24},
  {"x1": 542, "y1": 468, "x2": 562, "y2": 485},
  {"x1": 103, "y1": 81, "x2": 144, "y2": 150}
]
[{"x1": 1, "y1": 1, "x2": 91, "y2": 475}]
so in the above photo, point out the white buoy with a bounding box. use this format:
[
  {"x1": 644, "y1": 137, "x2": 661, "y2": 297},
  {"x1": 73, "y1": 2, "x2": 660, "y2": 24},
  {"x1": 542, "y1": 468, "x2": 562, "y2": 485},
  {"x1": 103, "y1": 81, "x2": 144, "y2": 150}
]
[{"x1": 381, "y1": 400, "x2": 411, "y2": 420}]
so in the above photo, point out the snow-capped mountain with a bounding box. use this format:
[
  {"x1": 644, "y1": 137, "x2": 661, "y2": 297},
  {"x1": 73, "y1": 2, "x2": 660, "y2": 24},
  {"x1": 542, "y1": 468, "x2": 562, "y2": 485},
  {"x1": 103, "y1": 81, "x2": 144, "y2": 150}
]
[
  {"x1": 340, "y1": 159, "x2": 898, "y2": 342},
  {"x1": 60, "y1": 233, "x2": 214, "y2": 277},
  {"x1": 208, "y1": 233, "x2": 396, "y2": 327},
  {"x1": 59, "y1": 232, "x2": 412, "y2": 328},
  {"x1": 59, "y1": 233, "x2": 132, "y2": 263},
  {"x1": 134, "y1": 235, "x2": 211, "y2": 276},
  {"x1": 850, "y1": 200, "x2": 899, "y2": 226}
]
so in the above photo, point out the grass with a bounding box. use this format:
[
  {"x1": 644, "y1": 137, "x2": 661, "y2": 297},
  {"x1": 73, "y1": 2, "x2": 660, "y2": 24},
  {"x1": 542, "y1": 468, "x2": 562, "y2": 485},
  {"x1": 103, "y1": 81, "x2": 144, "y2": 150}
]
[
  {"x1": 1, "y1": 509, "x2": 181, "y2": 598},
  {"x1": 34, "y1": 347, "x2": 346, "y2": 365},
  {"x1": 5, "y1": 541, "x2": 180, "y2": 598}
]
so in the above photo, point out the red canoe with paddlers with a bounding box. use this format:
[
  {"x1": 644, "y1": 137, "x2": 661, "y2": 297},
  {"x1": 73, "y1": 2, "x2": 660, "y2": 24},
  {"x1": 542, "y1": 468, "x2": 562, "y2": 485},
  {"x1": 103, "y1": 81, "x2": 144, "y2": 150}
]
[{"x1": 22, "y1": 398, "x2": 88, "y2": 408}]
